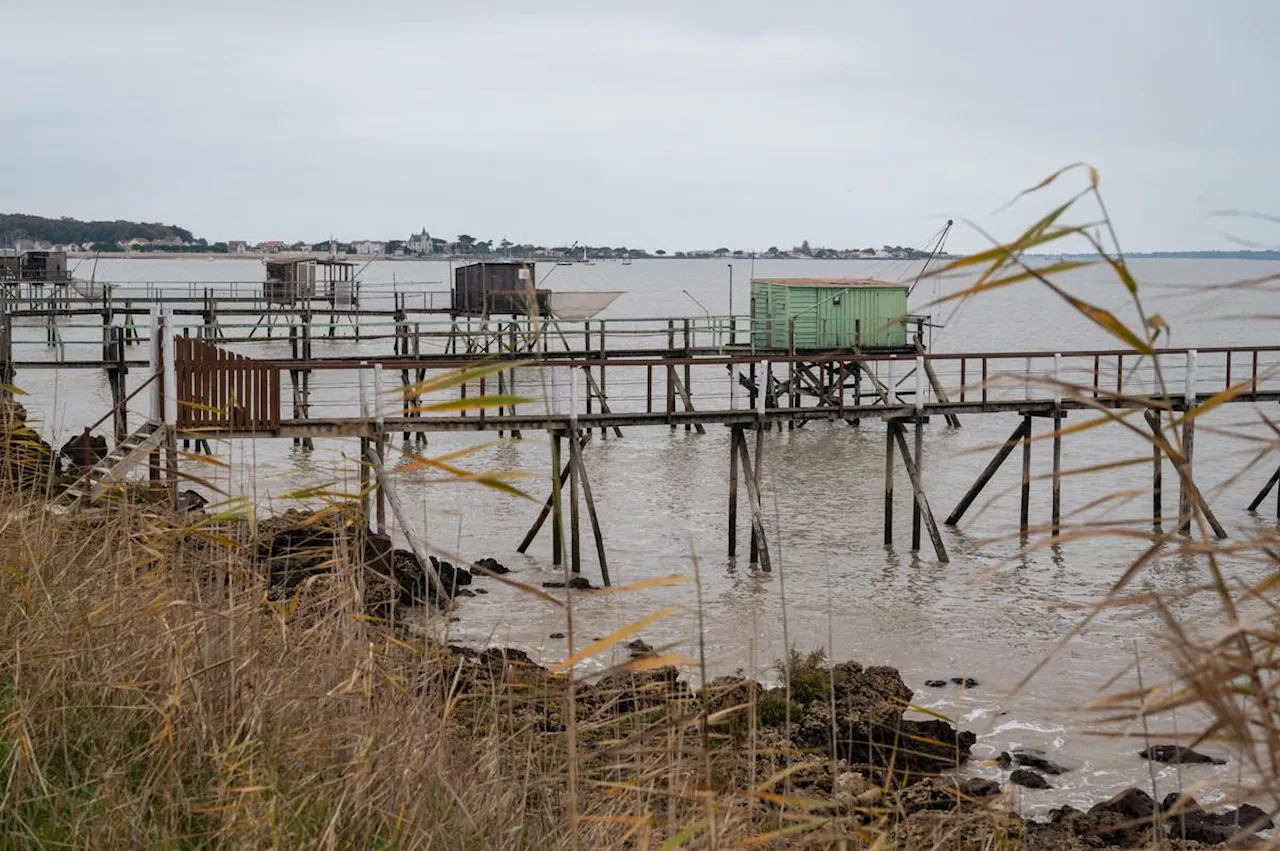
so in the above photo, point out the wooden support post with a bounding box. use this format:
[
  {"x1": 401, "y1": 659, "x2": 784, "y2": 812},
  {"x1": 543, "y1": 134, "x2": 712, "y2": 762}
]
[
  {"x1": 892, "y1": 422, "x2": 949, "y2": 563},
  {"x1": 550, "y1": 431, "x2": 565, "y2": 566},
  {"x1": 1246, "y1": 467, "x2": 1280, "y2": 516},
  {"x1": 0, "y1": 313, "x2": 13, "y2": 398},
  {"x1": 1020, "y1": 415, "x2": 1033, "y2": 535},
  {"x1": 300, "y1": 314, "x2": 314, "y2": 450},
  {"x1": 375, "y1": 435, "x2": 387, "y2": 534},
  {"x1": 1051, "y1": 412, "x2": 1063, "y2": 536},
  {"x1": 884, "y1": 422, "x2": 895, "y2": 546},
  {"x1": 516, "y1": 436, "x2": 585, "y2": 552},
  {"x1": 569, "y1": 431, "x2": 609, "y2": 585},
  {"x1": 911, "y1": 419, "x2": 923, "y2": 551},
  {"x1": 728, "y1": 426, "x2": 740, "y2": 559},
  {"x1": 568, "y1": 427, "x2": 582, "y2": 575},
  {"x1": 736, "y1": 427, "x2": 771, "y2": 572},
  {"x1": 359, "y1": 436, "x2": 371, "y2": 526},
  {"x1": 1146, "y1": 409, "x2": 1162, "y2": 531},
  {"x1": 946, "y1": 418, "x2": 1030, "y2": 526},
  {"x1": 852, "y1": 360, "x2": 861, "y2": 426}
]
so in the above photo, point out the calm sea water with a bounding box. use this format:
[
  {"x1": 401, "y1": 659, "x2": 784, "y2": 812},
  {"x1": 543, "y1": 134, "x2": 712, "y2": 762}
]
[{"x1": 14, "y1": 256, "x2": 1280, "y2": 812}]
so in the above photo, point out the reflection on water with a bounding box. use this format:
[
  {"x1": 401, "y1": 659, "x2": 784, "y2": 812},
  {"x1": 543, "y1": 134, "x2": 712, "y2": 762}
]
[{"x1": 12, "y1": 256, "x2": 1280, "y2": 812}]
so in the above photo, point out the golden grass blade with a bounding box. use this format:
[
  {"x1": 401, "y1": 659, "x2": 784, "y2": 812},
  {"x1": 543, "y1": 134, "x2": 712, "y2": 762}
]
[
  {"x1": 404, "y1": 360, "x2": 530, "y2": 397},
  {"x1": 550, "y1": 607, "x2": 680, "y2": 672},
  {"x1": 407, "y1": 395, "x2": 530, "y2": 414}
]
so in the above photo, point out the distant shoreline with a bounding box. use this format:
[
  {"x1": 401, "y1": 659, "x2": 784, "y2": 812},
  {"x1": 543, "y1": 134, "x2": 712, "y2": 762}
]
[{"x1": 65, "y1": 251, "x2": 1280, "y2": 262}]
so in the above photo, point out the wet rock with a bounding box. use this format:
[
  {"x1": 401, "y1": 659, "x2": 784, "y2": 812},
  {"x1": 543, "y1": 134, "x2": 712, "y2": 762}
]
[
  {"x1": 471, "y1": 557, "x2": 510, "y2": 575},
  {"x1": 542, "y1": 576, "x2": 596, "y2": 590},
  {"x1": 924, "y1": 679, "x2": 948, "y2": 688},
  {"x1": 179, "y1": 489, "x2": 209, "y2": 511},
  {"x1": 950, "y1": 677, "x2": 980, "y2": 688},
  {"x1": 0, "y1": 403, "x2": 58, "y2": 489},
  {"x1": 473, "y1": 587, "x2": 489, "y2": 594},
  {"x1": 1012, "y1": 748, "x2": 1070, "y2": 775},
  {"x1": 958, "y1": 778, "x2": 1002, "y2": 799},
  {"x1": 454, "y1": 588, "x2": 475, "y2": 597},
  {"x1": 1009, "y1": 768, "x2": 1052, "y2": 790},
  {"x1": 59, "y1": 430, "x2": 108, "y2": 473},
  {"x1": 1162, "y1": 795, "x2": 1273, "y2": 845},
  {"x1": 549, "y1": 631, "x2": 565, "y2": 639},
  {"x1": 996, "y1": 751, "x2": 1013, "y2": 769},
  {"x1": 429, "y1": 556, "x2": 472, "y2": 594},
  {"x1": 786, "y1": 662, "x2": 975, "y2": 776},
  {"x1": 1138, "y1": 744, "x2": 1225, "y2": 765},
  {"x1": 627, "y1": 638, "x2": 656, "y2": 658},
  {"x1": 1083, "y1": 788, "x2": 1157, "y2": 846}
]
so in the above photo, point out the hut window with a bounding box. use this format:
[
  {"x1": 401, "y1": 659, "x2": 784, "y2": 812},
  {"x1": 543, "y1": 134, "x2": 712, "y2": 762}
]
[{"x1": 832, "y1": 294, "x2": 842, "y2": 306}]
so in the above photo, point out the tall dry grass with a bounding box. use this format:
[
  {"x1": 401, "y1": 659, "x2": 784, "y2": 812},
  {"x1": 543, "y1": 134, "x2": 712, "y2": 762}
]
[
  {"x1": 0, "y1": 486, "x2": 938, "y2": 849},
  {"x1": 929, "y1": 164, "x2": 1280, "y2": 828}
]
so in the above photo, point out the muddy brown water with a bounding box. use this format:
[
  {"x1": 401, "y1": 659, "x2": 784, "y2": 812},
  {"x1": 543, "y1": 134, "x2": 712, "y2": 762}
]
[{"x1": 15, "y1": 256, "x2": 1280, "y2": 815}]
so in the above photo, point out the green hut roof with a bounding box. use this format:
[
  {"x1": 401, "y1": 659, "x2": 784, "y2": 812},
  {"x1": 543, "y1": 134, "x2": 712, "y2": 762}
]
[{"x1": 752, "y1": 277, "x2": 905, "y2": 289}]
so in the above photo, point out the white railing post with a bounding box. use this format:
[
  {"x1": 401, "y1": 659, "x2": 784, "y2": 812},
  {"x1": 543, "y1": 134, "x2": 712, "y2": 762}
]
[
  {"x1": 915, "y1": 355, "x2": 926, "y2": 412},
  {"x1": 1185, "y1": 350, "x2": 1198, "y2": 406},
  {"x1": 886, "y1": 356, "x2": 897, "y2": 405},
  {"x1": 569, "y1": 367, "x2": 579, "y2": 426},
  {"x1": 358, "y1": 360, "x2": 370, "y2": 419},
  {"x1": 756, "y1": 360, "x2": 767, "y2": 418},
  {"x1": 1053, "y1": 354, "x2": 1063, "y2": 406},
  {"x1": 730, "y1": 363, "x2": 739, "y2": 410},
  {"x1": 148, "y1": 307, "x2": 162, "y2": 422},
  {"x1": 162, "y1": 311, "x2": 176, "y2": 426},
  {"x1": 372, "y1": 363, "x2": 384, "y2": 428}
]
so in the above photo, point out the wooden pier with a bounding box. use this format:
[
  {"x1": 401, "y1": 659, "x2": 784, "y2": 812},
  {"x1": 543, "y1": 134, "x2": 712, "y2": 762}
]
[{"x1": 6, "y1": 287, "x2": 1278, "y2": 589}]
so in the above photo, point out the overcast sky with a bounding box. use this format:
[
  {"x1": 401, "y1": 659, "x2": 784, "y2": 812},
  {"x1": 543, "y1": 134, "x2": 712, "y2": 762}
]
[{"x1": 5, "y1": 1, "x2": 1278, "y2": 252}]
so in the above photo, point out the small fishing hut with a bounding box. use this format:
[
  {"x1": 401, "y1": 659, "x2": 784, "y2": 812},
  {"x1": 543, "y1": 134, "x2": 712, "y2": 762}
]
[
  {"x1": 454, "y1": 261, "x2": 549, "y2": 318},
  {"x1": 263, "y1": 257, "x2": 357, "y2": 307},
  {"x1": 0, "y1": 250, "x2": 69, "y2": 285},
  {"x1": 750, "y1": 278, "x2": 908, "y2": 349}
]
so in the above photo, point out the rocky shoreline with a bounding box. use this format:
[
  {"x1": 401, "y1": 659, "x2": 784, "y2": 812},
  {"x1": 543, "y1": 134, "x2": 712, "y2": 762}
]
[{"x1": 243, "y1": 508, "x2": 1274, "y2": 848}]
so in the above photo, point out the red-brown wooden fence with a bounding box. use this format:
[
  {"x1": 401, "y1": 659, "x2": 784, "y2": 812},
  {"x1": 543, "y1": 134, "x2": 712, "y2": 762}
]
[{"x1": 175, "y1": 337, "x2": 281, "y2": 432}]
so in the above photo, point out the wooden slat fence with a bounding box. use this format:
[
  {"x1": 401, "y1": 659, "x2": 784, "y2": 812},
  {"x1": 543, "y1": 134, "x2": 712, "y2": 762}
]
[{"x1": 175, "y1": 337, "x2": 281, "y2": 432}]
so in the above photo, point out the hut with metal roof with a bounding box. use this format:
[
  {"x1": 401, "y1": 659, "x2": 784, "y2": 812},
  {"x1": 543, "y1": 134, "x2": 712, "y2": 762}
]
[{"x1": 750, "y1": 278, "x2": 908, "y2": 350}]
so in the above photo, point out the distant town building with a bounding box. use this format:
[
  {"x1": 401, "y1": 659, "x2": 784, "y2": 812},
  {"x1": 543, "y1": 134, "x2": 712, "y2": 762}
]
[
  {"x1": 352, "y1": 240, "x2": 385, "y2": 256},
  {"x1": 256, "y1": 240, "x2": 286, "y2": 253},
  {"x1": 227, "y1": 241, "x2": 249, "y2": 254},
  {"x1": 408, "y1": 228, "x2": 432, "y2": 255}
]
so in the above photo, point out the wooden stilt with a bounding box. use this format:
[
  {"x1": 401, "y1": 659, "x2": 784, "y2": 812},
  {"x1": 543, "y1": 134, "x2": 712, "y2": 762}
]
[
  {"x1": 735, "y1": 428, "x2": 771, "y2": 572},
  {"x1": 165, "y1": 426, "x2": 179, "y2": 510},
  {"x1": 568, "y1": 427, "x2": 582, "y2": 575},
  {"x1": 884, "y1": 423, "x2": 895, "y2": 546},
  {"x1": 550, "y1": 431, "x2": 565, "y2": 566},
  {"x1": 375, "y1": 434, "x2": 387, "y2": 534},
  {"x1": 1247, "y1": 467, "x2": 1280, "y2": 514},
  {"x1": 1020, "y1": 415, "x2": 1032, "y2": 535},
  {"x1": 1051, "y1": 412, "x2": 1063, "y2": 536},
  {"x1": 1146, "y1": 409, "x2": 1163, "y2": 531},
  {"x1": 728, "y1": 426, "x2": 740, "y2": 559},
  {"x1": 359, "y1": 436, "x2": 371, "y2": 525},
  {"x1": 1175, "y1": 416, "x2": 1227, "y2": 539},
  {"x1": 891, "y1": 422, "x2": 949, "y2": 562},
  {"x1": 570, "y1": 433, "x2": 610, "y2": 585},
  {"x1": 516, "y1": 439, "x2": 583, "y2": 552},
  {"x1": 911, "y1": 418, "x2": 923, "y2": 551},
  {"x1": 946, "y1": 419, "x2": 1030, "y2": 526}
]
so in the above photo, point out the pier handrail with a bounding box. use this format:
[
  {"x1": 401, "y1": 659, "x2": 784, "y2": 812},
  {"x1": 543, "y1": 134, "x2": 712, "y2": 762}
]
[{"x1": 83, "y1": 372, "x2": 158, "y2": 436}]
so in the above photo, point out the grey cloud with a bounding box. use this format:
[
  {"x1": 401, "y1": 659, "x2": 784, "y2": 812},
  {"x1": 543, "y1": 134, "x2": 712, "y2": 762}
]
[{"x1": 4, "y1": 0, "x2": 1278, "y2": 251}]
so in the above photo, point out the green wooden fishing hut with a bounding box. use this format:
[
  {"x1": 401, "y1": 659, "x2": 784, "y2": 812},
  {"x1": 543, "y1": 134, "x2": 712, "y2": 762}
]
[{"x1": 750, "y1": 278, "x2": 909, "y2": 350}]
